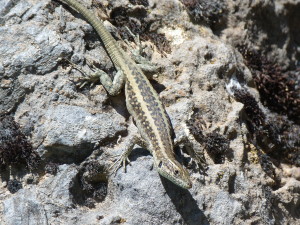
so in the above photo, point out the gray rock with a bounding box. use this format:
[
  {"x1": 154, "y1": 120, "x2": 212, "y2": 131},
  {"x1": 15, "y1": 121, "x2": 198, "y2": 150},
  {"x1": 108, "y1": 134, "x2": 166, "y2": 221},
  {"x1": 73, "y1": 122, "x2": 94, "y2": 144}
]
[
  {"x1": 3, "y1": 188, "x2": 48, "y2": 225},
  {"x1": 2, "y1": 164, "x2": 78, "y2": 225},
  {"x1": 35, "y1": 104, "x2": 126, "y2": 163},
  {"x1": 0, "y1": 0, "x2": 299, "y2": 224}
]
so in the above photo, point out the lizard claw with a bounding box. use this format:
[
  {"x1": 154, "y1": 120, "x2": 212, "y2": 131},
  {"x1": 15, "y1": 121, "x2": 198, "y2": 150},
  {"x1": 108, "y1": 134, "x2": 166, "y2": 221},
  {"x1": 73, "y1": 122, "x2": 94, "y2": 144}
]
[
  {"x1": 108, "y1": 149, "x2": 133, "y2": 175},
  {"x1": 63, "y1": 57, "x2": 102, "y2": 89},
  {"x1": 107, "y1": 134, "x2": 141, "y2": 175}
]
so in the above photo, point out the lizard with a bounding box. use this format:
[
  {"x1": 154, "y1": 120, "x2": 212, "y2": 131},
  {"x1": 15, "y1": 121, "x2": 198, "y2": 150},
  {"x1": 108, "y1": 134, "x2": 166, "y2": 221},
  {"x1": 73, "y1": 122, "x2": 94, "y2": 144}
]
[{"x1": 57, "y1": 0, "x2": 193, "y2": 189}]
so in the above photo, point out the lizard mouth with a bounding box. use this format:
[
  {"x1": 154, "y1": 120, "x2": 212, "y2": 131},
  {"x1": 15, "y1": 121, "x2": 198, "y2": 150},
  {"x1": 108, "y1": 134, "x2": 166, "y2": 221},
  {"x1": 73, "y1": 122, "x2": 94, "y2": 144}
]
[
  {"x1": 177, "y1": 178, "x2": 192, "y2": 189},
  {"x1": 157, "y1": 166, "x2": 192, "y2": 189},
  {"x1": 167, "y1": 174, "x2": 192, "y2": 189}
]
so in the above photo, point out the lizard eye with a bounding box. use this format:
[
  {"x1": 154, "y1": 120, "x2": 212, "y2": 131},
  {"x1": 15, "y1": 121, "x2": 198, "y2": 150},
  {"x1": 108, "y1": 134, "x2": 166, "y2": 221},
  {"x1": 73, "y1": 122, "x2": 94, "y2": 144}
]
[
  {"x1": 174, "y1": 170, "x2": 179, "y2": 175},
  {"x1": 158, "y1": 161, "x2": 163, "y2": 168}
]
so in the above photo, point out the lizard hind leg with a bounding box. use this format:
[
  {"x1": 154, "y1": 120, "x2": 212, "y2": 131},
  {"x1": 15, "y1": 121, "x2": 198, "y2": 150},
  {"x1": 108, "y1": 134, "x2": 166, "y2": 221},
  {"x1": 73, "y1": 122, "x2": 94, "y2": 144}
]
[
  {"x1": 63, "y1": 58, "x2": 99, "y2": 88},
  {"x1": 121, "y1": 27, "x2": 160, "y2": 75},
  {"x1": 98, "y1": 69, "x2": 125, "y2": 96},
  {"x1": 66, "y1": 58, "x2": 125, "y2": 96}
]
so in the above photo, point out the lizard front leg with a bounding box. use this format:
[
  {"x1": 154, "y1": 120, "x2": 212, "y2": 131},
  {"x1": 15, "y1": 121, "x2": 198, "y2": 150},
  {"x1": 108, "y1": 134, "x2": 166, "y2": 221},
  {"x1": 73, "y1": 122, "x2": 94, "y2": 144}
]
[
  {"x1": 106, "y1": 116, "x2": 147, "y2": 174},
  {"x1": 108, "y1": 134, "x2": 147, "y2": 174},
  {"x1": 174, "y1": 123, "x2": 207, "y2": 172}
]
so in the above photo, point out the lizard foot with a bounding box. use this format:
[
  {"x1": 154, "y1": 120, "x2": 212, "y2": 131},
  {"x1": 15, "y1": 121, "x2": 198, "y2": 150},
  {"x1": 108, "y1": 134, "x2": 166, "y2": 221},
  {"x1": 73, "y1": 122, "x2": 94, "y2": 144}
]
[
  {"x1": 108, "y1": 150, "x2": 132, "y2": 174},
  {"x1": 64, "y1": 58, "x2": 104, "y2": 89},
  {"x1": 107, "y1": 134, "x2": 143, "y2": 175},
  {"x1": 66, "y1": 57, "x2": 125, "y2": 96}
]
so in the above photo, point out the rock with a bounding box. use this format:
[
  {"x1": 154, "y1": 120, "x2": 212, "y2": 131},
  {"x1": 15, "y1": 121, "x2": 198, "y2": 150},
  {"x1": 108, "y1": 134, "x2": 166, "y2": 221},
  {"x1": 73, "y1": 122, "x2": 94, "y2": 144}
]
[{"x1": 0, "y1": 0, "x2": 299, "y2": 224}]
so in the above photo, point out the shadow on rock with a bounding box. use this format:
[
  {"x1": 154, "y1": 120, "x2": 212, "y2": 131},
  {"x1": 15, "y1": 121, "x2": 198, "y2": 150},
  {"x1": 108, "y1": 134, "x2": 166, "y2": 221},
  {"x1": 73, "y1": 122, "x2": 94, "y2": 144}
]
[{"x1": 161, "y1": 176, "x2": 210, "y2": 225}]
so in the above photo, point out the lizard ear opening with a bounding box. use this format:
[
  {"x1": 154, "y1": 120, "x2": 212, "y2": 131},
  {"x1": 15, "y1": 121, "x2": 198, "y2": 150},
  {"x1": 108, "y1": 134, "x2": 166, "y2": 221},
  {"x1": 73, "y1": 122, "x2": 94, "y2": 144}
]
[
  {"x1": 132, "y1": 118, "x2": 137, "y2": 126},
  {"x1": 158, "y1": 161, "x2": 163, "y2": 168}
]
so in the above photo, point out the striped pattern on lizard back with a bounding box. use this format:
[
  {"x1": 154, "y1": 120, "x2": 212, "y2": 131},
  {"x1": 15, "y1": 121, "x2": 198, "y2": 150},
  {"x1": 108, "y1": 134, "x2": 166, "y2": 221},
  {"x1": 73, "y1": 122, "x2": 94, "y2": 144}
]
[
  {"x1": 124, "y1": 58, "x2": 192, "y2": 189},
  {"x1": 125, "y1": 59, "x2": 173, "y2": 159}
]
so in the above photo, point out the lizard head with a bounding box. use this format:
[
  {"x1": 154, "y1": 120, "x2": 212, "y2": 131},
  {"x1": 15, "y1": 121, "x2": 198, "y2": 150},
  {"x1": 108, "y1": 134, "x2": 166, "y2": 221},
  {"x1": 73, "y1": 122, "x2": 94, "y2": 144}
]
[{"x1": 155, "y1": 158, "x2": 192, "y2": 189}]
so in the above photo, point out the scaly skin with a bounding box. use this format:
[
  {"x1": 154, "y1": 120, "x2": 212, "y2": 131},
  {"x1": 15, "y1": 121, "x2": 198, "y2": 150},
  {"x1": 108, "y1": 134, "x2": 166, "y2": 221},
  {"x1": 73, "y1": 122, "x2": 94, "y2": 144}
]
[{"x1": 59, "y1": 0, "x2": 192, "y2": 189}]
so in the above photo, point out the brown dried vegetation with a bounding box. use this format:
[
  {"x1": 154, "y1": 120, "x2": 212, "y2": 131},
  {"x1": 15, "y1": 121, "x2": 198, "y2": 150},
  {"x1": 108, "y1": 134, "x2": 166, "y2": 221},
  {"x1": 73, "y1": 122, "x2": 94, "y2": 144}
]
[{"x1": 0, "y1": 115, "x2": 40, "y2": 170}]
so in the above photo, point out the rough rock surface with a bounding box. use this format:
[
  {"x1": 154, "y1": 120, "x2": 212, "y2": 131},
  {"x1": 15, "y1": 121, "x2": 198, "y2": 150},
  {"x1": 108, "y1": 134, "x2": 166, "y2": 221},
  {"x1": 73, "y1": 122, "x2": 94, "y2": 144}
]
[{"x1": 0, "y1": 0, "x2": 299, "y2": 224}]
